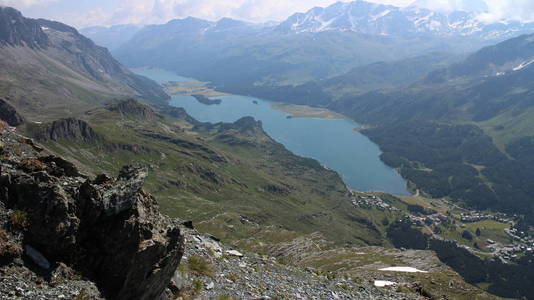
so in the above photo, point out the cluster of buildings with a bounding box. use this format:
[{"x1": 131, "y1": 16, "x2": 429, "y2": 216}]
[
  {"x1": 409, "y1": 213, "x2": 448, "y2": 227},
  {"x1": 494, "y1": 243, "x2": 534, "y2": 262},
  {"x1": 350, "y1": 194, "x2": 398, "y2": 211},
  {"x1": 459, "y1": 212, "x2": 513, "y2": 224},
  {"x1": 466, "y1": 223, "x2": 534, "y2": 263}
]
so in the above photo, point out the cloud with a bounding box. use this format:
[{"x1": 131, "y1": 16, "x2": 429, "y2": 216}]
[
  {"x1": 6, "y1": 0, "x2": 534, "y2": 28},
  {"x1": 480, "y1": 0, "x2": 534, "y2": 23},
  {"x1": 0, "y1": 0, "x2": 60, "y2": 8},
  {"x1": 123, "y1": 0, "x2": 350, "y2": 24}
]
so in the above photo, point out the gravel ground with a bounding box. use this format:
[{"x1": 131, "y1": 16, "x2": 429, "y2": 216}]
[{"x1": 174, "y1": 228, "x2": 424, "y2": 300}]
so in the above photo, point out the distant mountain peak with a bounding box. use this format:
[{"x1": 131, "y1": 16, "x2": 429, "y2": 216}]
[{"x1": 275, "y1": 0, "x2": 533, "y2": 40}]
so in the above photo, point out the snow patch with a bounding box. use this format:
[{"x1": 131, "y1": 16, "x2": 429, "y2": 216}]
[
  {"x1": 513, "y1": 59, "x2": 534, "y2": 71},
  {"x1": 374, "y1": 280, "x2": 396, "y2": 287},
  {"x1": 371, "y1": 9, "x2": 391, "y2": 21},
  {"x1": 41, "y1": 26, "x2": 49, "y2": 30},
  {"x1": 379, "y1": 266, "x2": 428, "y2": 273}
]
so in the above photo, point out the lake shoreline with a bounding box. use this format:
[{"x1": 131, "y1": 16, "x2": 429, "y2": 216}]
[{"x1": 133, "y1": 68, "x2": 409, "y2": 196}]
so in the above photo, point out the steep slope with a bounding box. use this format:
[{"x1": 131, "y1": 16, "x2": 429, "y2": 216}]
[
  {"x1": 222, "y1": 52, "x2": 462, "y2": 108},
  {"x1": 427, "y1": 33, "x2": 534, "y2": 81},
  {"x1": 322, "y1": 52, "x2": 462, "y2": 97},
  {"x1": 0, "y1": 7, "x2": 168, "y2": 121}
]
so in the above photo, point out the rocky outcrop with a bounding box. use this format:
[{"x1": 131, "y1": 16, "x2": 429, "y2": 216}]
[
  {"x1": 165, "y1": 106, "x2": 200, "y2": 125},
  {"x1": 0, "y1": 129, "x2": 184, "y2": 300},
  {"x1": 194, "y1": 117, "x2": 266, "y2": 141},
  {"x1": 30, "y1": 118, "x2": 100, "y2": 142},
  {"x1": 0, "y1": 98, "x2": 24, "y2": 126},
  {"x1": 106, "y1": 99, "x2": 164, "y2": 120},
  {"x1": 223, "y1": 116, "x2": 263, "y2": 135}
]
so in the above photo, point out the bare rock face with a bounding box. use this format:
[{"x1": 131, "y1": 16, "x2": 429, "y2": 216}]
[
  {"x1": 30, "y1": 118, "x2": 101, "y2": 142},
  {"x1": 0, "y1": 129, "x2": 184, "y2": 300},
  {"x1": 0, "y1": 98, "x2": 24, "y2": 126},
  {"x1": 105, "y1": 98, "x2": 164, "y2": 120}
]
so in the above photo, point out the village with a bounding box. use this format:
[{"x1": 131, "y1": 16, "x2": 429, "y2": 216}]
[{"x1": 349, "y1": 191, "x2": 534, "y2": 264}]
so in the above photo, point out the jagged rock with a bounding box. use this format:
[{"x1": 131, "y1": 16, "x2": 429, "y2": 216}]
[
  {"x1": 0, "y1": 99, "x2": 24, "y2": 126},
  {"x1": 165, "y1": 106, "x2": 199, "y2": 125},
  {"x1": 0, "y1": 129, "x2": 184, "y2": 300},
  {"x1": 219, "y1": 116, "x2": 263, "y2": 136},
  {"x1": 29, "y1": 118, "x2": 100, "y2": 142},
  {"x1": 106, "y1": 99, "x2": 163, "y2": 120}
]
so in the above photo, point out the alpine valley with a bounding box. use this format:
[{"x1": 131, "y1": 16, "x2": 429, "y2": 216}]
[{"x1": 1, "y1": 1, "x2": 534, "y2": 300}]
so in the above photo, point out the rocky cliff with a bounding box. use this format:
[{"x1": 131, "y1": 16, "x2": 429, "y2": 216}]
[
  {"x1": 104, "y1": 98, "x2": 164, "y2": 120},
  {"x1": 0, "y1": 98, "x2": 24, "y2": 126},
  {"x1": 0, "y1": 124, "x2": 184, "y2": 300},
  {"x1": 29, "y1": 118, "x2": 101, "y2": 142}
]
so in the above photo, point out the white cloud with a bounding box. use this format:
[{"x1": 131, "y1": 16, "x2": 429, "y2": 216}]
[
  {"x1": 112, "y1": 0, "x2": 353, "y2": 24},
  {"x1": 0, "y1": 0, "x2": 60, "y2": 8},
  {"x1": 5, "y1": 0, "x2": 534, "y2": 28},
  {"x1": 480, "y1": 0, "x2": 534, "y2": 23}
]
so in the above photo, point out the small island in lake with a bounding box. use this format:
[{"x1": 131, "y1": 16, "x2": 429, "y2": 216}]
[{"x1": 192, "y1": 94, "x2": 222, "y2": 105}]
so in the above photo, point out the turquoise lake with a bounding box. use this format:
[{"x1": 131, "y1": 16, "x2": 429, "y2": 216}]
[{"x1": 135, "y1": 69, "x2": 409, "y2": 195}]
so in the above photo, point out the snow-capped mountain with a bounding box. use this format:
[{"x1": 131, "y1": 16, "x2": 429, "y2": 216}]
[{"x1": 276, "y1": 0, "x2": 534, "y2": 41}]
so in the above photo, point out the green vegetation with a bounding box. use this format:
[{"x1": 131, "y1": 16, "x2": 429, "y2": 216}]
[
  {"x1": 35, "y1": 99, "x2": 388, "y2": 249},
  {"x1": 187, "y1": 255, "x2": 214, "y2": 277},
  {"x1": 0, "y1": 229, "x2": 20, "y2": 257},
  {"x1": 192, "y1": 279, "x2": 203, "y2": 295},
  {"x1": 9, "y1": 210, "x2": 28, "y2": 230}
]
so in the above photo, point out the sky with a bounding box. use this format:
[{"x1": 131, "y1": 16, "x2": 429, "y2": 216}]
[{"x1": 1, "y1": 0, "x2": 533, "y2": 28}]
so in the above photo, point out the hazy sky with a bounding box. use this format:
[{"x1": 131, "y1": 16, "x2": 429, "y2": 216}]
[{"x1": 1, "y1": 0, "x2": 533, "y2": 28}]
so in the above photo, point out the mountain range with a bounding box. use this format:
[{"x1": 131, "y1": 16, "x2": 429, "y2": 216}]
[
  {"x1": 276, "y1": 0, "x2": 533, "y2": 40},
  {"x1": 78, "y1": 0, "x2": 534, "y2": 95}
]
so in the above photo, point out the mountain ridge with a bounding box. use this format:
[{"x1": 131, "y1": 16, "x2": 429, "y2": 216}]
[
  {"x1": 0, "y1": 7, "x2": 169, "y2": 121},
  {"x1": 276, "y1": 0, "x2": 534, "y2": 40}
]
